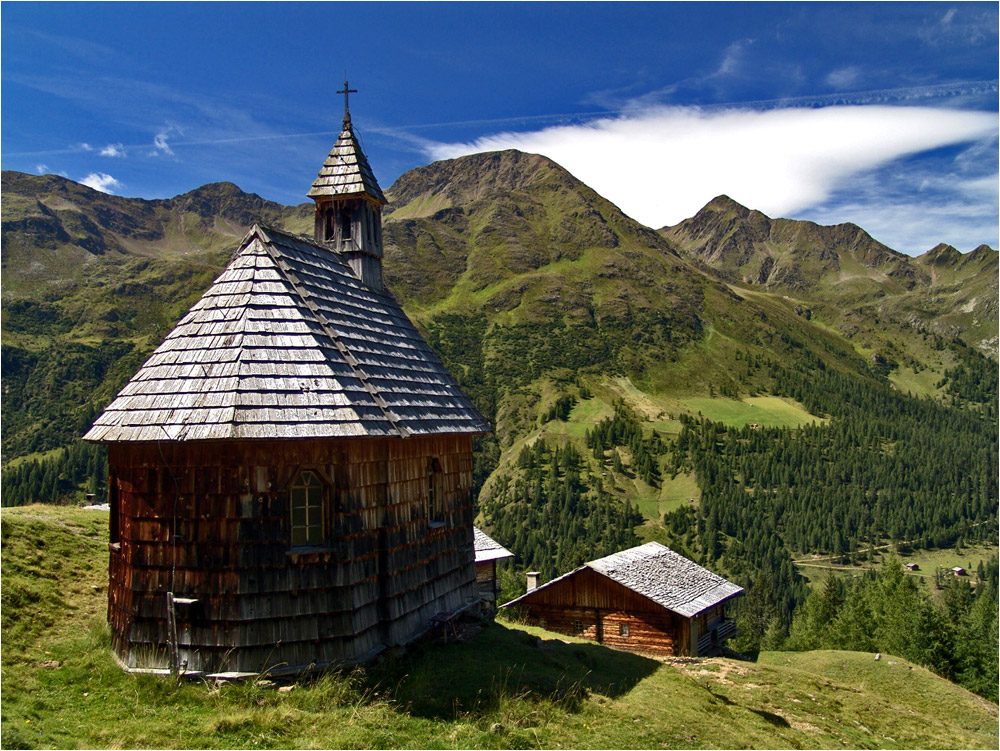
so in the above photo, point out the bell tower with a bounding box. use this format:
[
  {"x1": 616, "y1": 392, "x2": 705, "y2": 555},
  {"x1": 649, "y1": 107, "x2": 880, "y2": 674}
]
[{"x1": 308, "y1": 81, "x2": 388, "y2": 290}]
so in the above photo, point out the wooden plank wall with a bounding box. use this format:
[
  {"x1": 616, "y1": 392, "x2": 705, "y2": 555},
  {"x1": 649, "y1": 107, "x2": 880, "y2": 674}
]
[{"x1": 107, "y1": 434, "x2": 477, "y2": 674}]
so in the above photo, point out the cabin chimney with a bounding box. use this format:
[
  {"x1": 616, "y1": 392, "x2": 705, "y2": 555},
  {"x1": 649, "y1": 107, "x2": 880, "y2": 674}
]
[
  {"x1": 526, "y1": 571, "x2": 541, "y2": 591},
  {"x1": 307, "y1": 80, "x2": 388, "y2": 291}
]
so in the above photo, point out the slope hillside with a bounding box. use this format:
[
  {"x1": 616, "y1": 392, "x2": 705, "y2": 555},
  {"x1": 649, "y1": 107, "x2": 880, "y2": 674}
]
[
  {"x1": 660, "y1": 195, "x2": 998, "y2": 360},
  {"x1": 378, "y1": 151, "x2": 890, "y2": 451},
  {"x1": 2, "y1": 505, "x2": 996, "y2": 750},
  {"x1": 382, "y1": 149, "x2": 681, "y2": 310},
  {"x1": 659, "y1": 194, "x2": 919, "y2": 293}
]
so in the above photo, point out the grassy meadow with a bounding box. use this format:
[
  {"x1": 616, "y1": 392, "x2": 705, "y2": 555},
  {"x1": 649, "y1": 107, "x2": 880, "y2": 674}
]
[
  {"x1": 2, "y1": 505, "x2": 997, "y2": 750},
  {"x1": 794, "y1": 542, "x2": 1000, "y2": 599}
]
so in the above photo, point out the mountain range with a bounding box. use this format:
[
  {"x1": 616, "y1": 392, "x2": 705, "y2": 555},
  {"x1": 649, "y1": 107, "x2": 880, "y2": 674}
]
[
  {"x1": 2, "y1": 151, "x2": 996, "y2": 472},
  {"x1": 3, "y1": 150, "x2": 997, "y2": 700}
]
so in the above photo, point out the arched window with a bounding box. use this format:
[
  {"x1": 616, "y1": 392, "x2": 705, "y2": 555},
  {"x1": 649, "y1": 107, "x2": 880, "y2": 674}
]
[
  {"x1": 290, "y1": 470, "x2": 325, "y2": 547},
  {"x1": 340, "y1": 208, "x2": 352, "y2": 241},
  {"x1": 427, "y1": 457, "x2": 444, "y2": 527},
  {"x1": 324, "y1": 210, "x2": 336, "y2": 242}
]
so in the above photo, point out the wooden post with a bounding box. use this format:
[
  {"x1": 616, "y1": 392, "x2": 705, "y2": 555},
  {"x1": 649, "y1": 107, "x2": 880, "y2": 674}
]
[{"x1": 166, "y1": 592, "x2": 180, "y2": 678}]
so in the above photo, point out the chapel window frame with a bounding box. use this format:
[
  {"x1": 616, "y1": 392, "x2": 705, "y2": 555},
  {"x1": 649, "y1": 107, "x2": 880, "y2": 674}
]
[{"x1": 289, "y1": 468, "x2": 329, "y2": 550}]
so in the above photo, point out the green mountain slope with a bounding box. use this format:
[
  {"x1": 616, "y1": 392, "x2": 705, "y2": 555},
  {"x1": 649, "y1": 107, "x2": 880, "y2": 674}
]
[{"x1": 2, "y1": 505, "x2": 996, "y2": 750}]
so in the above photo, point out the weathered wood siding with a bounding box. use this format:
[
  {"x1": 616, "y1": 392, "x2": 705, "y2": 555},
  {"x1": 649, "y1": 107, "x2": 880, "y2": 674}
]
[
  {"x1": 476, "y1": 560, "x2": 497, "y2": 604},
  {"x1": 107, "y1": 434, "x2": 476, "y2": 674},
  {"x1": 518, "y1": 568, "x2": 686, "y2": 656}
]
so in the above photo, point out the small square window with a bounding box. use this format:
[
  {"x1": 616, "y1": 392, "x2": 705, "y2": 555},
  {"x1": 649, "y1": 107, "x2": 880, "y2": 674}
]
[
  {"x1": 573, "y1": 620, "x2": 583, "y2": 635},
  {"x1": 619, "y1": 622, "x2": 630, "y2": 637}
]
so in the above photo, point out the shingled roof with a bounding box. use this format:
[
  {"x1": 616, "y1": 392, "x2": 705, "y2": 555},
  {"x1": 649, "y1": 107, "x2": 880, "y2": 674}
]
[
  {"x1": 84, "y1": 224, "x2": 490, "y2": 442},
  {"x1": 505, "y1": 542, "x2": 743, "y2": 618},
  {"x1": 307, "y1": 118, "x2": 387, "y2": 204},
  {"x1": 473, "y1": 527, "x2": 514, "y2": 564}
]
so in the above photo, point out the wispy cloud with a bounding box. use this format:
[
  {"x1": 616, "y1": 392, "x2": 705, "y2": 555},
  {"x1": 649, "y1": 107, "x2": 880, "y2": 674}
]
[
  {"x1": 99, "y1": 143, "x2": 125, "y2": 157},
  {"x1": 79, "y1": 172, "x2": 123, "y2": 194},
  {"x1": 825, "y1": 66, "x2": 863, "y2": 90},
  {"x1": 424, "y1": 104, "x2": 997, "y2": 251},
  {"x1": 151, "y1": 126, "x2": 178, "y2": 157},
  {"x1": 919, "y1": 5, "x2": 995, "y2": 47},
  {"x1": 35, "y1": 164, "x2": 48, "y2": 174}
]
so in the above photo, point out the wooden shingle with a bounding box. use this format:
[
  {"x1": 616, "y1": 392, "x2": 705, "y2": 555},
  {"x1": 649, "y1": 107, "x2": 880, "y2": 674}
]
[
  {"x1": 85, "y1": 224, "x2": 490, "y2": 443},
  {"x1": 307, "y1": 120, "x2": 387, "y2": 204}
]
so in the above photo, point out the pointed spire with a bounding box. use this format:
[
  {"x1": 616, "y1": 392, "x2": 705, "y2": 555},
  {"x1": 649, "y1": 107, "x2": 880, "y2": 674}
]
[{"x1": 308, "y1": 81, "x2": 386, "y2": 204}]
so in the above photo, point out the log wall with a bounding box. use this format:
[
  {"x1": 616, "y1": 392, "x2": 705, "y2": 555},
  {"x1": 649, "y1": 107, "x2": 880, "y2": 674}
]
[
  {"x1": 518, "y1": 568, "x2": 687, "y2": 657},
  {"x1": 107, "y1": 434, "x2": 477, "y2": 675}
]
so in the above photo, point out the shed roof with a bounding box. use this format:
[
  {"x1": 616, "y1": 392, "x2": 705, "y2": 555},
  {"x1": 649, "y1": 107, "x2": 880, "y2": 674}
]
[
  {"x1": 84, "y1": 224, "x2": 490, "y2": 442},
  {"x1": 307, "y1": 118, "x2": 387, "y2": 204},
  {"x1": 504, "y1": 541, "x2": 743, "y2": 618},
  {"x1": 474, "y1": 527, "x2": 514, "y2": 564}
]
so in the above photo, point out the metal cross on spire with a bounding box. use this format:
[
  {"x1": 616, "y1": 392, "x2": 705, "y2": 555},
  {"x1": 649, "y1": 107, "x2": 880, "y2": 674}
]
[{"x1": 337, "y1": 79, "x2": 357, "y2": 123}]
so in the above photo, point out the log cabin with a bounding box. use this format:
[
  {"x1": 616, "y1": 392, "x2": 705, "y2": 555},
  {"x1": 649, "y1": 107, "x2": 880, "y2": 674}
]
[
  {"x1": 473, "y1": 527, "x2": 514, "y2": 611},
  {"x1": 83, "y1": 86, "x2": 491, "y2": 677},
  {"x1": 502, "y1": 542, "x2": 743, "y2": 657}
]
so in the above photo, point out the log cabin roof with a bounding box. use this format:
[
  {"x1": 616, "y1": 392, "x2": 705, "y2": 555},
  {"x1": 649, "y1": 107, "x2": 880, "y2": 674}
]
[
  {"x1": 307, "y1": 118, "x2": 387, "y2": 204},
  {"x1": 505, "y1": 541, "x2": 743, "y2": 618},
  {"x1": 473, "y1": 527, "x2": 514, "y2": 564},
  {"x1": 84, "y1": 224, "x2": 490, "y2": 442}
]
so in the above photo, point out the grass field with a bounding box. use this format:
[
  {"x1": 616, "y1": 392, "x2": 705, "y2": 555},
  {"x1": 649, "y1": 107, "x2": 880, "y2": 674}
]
[
  {"x1": 2, "y1": 505, "x2": 997, "y2": 749},
  {"x1": 794, "y1": 542, "x2": 999, "y2": 597},
  {"x1": 889, "y1": 366, "x2": 944, "y2": 399},
  {"x1": 682, "y1": 395, "x2": 825, "y2": 428}
]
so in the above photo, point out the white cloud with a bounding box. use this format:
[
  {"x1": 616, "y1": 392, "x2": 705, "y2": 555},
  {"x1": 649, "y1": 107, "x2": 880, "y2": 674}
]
[
  {"x1": 151, "y1": 127, "x2": 176, "y2": 156},
  {"x1": 78, "y1": 142, "x2": 93, "y2": 151},
  {"x1": 425, "y1": 105, "x2": 998, "y2": 242},
  {"x1": 35, "y1": 164, "x2": 48, "y2": 174},
  {"x1": 79, "y1": 172, "x2": 123, "y2": 194},
  {"x1": 99, "y1": 143, "x2": 126, "y2": 157}
]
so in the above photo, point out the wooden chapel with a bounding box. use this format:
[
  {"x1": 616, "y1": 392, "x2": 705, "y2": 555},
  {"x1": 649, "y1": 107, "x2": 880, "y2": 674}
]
[{"x1": 84, "y1": 84, "x2": 490, "y2": 676}]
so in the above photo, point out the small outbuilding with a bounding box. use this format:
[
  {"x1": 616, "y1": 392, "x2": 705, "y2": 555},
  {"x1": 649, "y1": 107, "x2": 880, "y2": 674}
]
[
  {"x1": 502, "y1": 542, "x2": 742, "y2": 657},
  {"x1": 473, "y1": 527, "x2": 514, "y2": 609},
  {"x1": 904, "y1": 562, "x2": 919, "y2": 571},
  {"x1": 951, "y1": 566, "x2": 967, "y2": 577}
]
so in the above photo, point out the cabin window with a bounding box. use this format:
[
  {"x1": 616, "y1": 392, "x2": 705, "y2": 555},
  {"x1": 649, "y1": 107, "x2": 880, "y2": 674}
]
[
  {"x1": 573, "y1": 620, "x2": 583, "y2": 635},
  {"x1": 619, "y1": 622, "x2": 629, "y2": 637},
  {"x1": 290, "y1": 470, "x2": 325, "y2": 547},
  {"x1": 427, "y1": 458, "x2": 444, "y2": 528}
]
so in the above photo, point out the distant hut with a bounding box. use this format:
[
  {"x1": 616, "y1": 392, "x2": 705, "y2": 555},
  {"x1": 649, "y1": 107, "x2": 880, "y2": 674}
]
[
  {"x1": 904, "y1": 562, "x2": 919, "y2": 571},
  {"x1": 503, "y1": 542, "x2": 743, "y2": 657},
  {"x1": 951, "y1": 566, "x2": 967, "y2": 577},
  {"x1": 473, "y1": 527, "x2": 514, "y2": 610},
  {"x1": 84, "y1": 87, "x2": 490, "y2": 676}
]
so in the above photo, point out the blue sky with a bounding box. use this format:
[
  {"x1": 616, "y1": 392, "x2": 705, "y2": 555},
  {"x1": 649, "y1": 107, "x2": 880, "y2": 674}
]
[{"x1": 3, "y1": 2, "x2": 997, "y2": 254}]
